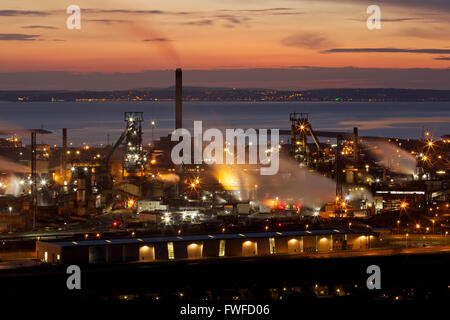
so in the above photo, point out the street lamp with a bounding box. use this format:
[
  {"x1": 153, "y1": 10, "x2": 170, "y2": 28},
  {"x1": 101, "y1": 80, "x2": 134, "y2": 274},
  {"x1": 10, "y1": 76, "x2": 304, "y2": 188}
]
[
  {"x1": 397, "y1": 220, "x2": 400, "y2": 233},
  {"x1": 151, "y1": 120, "x2": 156, "y2": 143},
  {"x1": 8, "y1": 206, "x2": 12, "y2": 232}
]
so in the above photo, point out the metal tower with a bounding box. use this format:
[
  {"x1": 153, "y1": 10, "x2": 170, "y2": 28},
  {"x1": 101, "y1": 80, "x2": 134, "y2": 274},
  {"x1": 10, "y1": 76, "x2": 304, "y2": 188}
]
[
  {"x1": 335, "y1": 134, "x2": 344, "y2": 217},
  {"x1": 290, "y1": 113, "x2": 321, "y2": 167},
  {"x1": 123, "y1": 112, "x2": 147, "y2": 176},
  {"x1": 30, "y1": 131, "x2": 37, "y2": 229}
]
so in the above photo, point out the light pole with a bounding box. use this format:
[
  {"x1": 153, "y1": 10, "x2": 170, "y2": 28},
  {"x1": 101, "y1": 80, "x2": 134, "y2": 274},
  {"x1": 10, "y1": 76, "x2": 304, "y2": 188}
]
[
  {"x1": 397, "y1": 220, "x2": 400, "y2": 234},
  {"x1": 8, "y1": 206, "x2": 12, "y2": 232},
  {"x1": 151, "y1": 120, "x2": 156, "y2": 144},
  {"x1": 431, "y1": 219, "x2": 435, "y2": 234}
]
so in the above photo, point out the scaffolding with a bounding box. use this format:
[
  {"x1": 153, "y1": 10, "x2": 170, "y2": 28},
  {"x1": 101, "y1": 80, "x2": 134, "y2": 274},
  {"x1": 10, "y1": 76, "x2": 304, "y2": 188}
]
[
  {"x1": 335, "y1": 134, "x2": 344, "y2": 217},
  {"x1": 290, "y1": 113, "x2": 321, "y2": 167},
  {"x1": 122, "y1": 112, "x2": 147, "y2": 176},
  {"x1": 30, "y1": 131, "x2": 37, "y2": 229}
]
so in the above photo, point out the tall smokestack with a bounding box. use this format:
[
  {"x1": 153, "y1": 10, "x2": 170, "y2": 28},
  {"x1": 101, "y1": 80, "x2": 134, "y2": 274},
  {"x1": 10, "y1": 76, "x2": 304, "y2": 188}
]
[
  {"x1": 175, "y1": 68, "x2": 182, "y2": 129},
  {"x1": 62, "y1": 128, "x2": 67, "y2": 182},
  {"x1": 353, "y1": 127, "x2": 359, "y2": 163}
]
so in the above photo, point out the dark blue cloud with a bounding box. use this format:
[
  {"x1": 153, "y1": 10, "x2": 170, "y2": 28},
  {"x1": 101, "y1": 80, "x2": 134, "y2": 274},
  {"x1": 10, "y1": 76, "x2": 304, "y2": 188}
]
[
  {"x1": 0, "y1": 10, "x2": 48, "y2": 16},
  {"x1": 0, "y1": 33, "x2": 40, "y2": 41},
  {"x1": 324, "y1": 48, "x2": 450, "y2": 54},
  {"x1": 22, "y1": 25, "x2": 57, "y2": 29}
]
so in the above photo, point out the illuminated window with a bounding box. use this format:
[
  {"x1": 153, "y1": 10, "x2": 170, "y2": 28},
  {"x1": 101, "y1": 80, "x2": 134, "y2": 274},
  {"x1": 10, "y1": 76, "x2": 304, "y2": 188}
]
[
  {"x1": 56, "y1": 254, "x2": 60, "y2": 261},
  {"x1": 219, "y1": 240, "x2": 226, "y2": 257},
  {"x1": 269, "y1": 237, "x2": 276, "y2": 254},
  {"x1": 167, "y1": 242, "x2": 174, "y2": 260},
  {"x1": 44, "y1": 251, "x2": 48, "y2": 262}
]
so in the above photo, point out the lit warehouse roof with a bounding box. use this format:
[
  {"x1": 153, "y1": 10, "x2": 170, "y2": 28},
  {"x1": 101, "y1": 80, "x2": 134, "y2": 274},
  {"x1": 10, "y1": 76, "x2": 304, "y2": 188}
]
[{"x1": 43, "y1": 229, "x2": 371, "y2": 247}]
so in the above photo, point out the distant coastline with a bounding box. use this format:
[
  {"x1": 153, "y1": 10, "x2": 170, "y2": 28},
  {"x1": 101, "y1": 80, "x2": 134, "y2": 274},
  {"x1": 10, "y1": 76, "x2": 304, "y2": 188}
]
[{"x1": 1, "y1": 88, "x2": 450, "y2": 102}]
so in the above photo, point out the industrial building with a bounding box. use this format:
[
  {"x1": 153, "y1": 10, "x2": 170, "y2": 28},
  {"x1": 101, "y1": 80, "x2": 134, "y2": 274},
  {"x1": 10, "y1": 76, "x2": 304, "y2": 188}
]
[
  {"x1": 0, "y1": 68, "x2": 448, "y2": 244},
  {"x1": 36, "y1": 229, "x2": 376, "y2": 265}
]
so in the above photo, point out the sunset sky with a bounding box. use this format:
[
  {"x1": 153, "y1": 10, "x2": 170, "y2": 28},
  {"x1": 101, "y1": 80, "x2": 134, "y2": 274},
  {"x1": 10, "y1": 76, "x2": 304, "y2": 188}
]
[{"x1": 1, "y1": 0, "x2": 449, "y2": 89}]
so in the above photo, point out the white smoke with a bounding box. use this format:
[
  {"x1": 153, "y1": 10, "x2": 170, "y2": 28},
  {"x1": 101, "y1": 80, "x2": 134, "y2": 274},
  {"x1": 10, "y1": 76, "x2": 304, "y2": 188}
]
[
  {"x1": 155, "y1": 173, "x2": 180, "y2": 184},
  {"x1": 0, "y1": 156, "x2": 28, "y2": 173},
  {"x1": 5, "y1": 176, "x2": 22, "y2": 197},
  {"x1": 213, "y1": 156, "x2": 336, "y2": 208},
  {"x1": 361, "y1": 140, "x2": 417, "y2": 175}
]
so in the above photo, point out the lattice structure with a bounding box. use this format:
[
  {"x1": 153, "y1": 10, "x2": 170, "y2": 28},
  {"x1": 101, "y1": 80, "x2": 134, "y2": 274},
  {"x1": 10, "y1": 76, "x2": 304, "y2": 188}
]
[
  {"x1": 123, "y1": 112, "x2": 147, "y2": 175},
  {"x1": 290, "y1": 113, "x2": 310, "y2": 167},
  {"x1": 290, "y1": 112, "x2": 323, "y2": 168}
]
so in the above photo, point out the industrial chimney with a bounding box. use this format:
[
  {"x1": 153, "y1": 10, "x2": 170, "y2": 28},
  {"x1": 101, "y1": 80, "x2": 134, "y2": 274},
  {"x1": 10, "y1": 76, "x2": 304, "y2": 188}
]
[
  {"x1": 353, "y1": 127, "x2": 359, "y2": 163},
  {"x1": 175, "y1": 68, "x2": 182, "y2": 129},
  {"x1": 62, "y1": 128, "x2": 67, "y2": 182}
]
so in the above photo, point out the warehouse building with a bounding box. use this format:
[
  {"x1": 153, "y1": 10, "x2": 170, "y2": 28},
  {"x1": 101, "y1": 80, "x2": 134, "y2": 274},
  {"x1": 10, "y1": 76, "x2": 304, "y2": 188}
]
[{"x1": 36, "y1": 229, "x2": 377, "y2": 265}]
